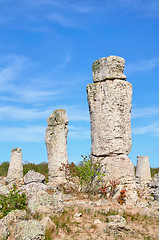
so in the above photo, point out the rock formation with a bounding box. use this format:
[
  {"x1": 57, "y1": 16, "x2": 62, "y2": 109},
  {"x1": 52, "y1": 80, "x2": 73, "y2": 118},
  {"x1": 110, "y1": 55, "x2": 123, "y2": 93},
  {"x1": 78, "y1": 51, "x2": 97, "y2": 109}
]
[
  {"x1": 136, "y1": 156, "x2": 151, "y2": 184},
  {"x1": 87, "y1": 56, "x2": 136, "y2": 202},
  {"x1": 45, "y1": 109, "x2": 69, "y2": 185},
  {"x1": 7, "y1": 148, "x2": 23, "y2": 182}
]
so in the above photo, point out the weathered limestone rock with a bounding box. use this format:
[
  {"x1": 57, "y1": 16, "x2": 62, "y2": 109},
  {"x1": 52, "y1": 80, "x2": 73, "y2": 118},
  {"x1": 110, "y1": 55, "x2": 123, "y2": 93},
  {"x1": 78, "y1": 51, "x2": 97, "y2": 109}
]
[
  {"x1": 136, "y1": 156, "x2": 151, "y2": 184},
  {"x1": 98, "y1": 155, "x2": 135, "y2": 184},
  {"x1": 87, "y1": 80, "x2": 132, "y2": 156},
  {"x1": 92, "y1": 55, "x2": 127, "y2": 83},
  {"x1": 87, "y1": 56, "x2": 137, "y2": 204},
  {"x1": 27, "y1": 190, "x2": 64, "y2": 216},
  {"x1": 45, "y1": 109, "x2": 68, "y2": 184},
  {"x1": 149, "y1": 173, "x2": 159, "y2": 201},
  {"x1": 24, "y1": 170, "x2": 45, "y2": 184},
  {"x1": 15, "y1": 220, "x2": 45, "y2": 240},
  {"x1": 0, "y1": 220, "x2": 9, "y2": 240},
  {"x1": 7, "y1": 148, "x2": 23, "y2": 181}
]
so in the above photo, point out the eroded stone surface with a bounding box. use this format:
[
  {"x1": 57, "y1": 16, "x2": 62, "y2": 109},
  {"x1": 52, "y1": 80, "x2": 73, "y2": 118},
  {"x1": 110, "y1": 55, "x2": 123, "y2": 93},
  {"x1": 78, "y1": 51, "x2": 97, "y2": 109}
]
[
  {"x1": 7, "y1": 148, "x2": 23, "y2": 181},
  {"x1": 15, "y1": 220, "x2": 45, "y2": 240},
  {"x1": 45, "y1": 109, "x2": 68, "y2": 184},
  {"x1": 24, "y1": 170, "x2": 45, "y2": 184},
  {"x1": 87, "y1": 80, "x2": 132, "y2": 156},
  {"x1": 92, "y1": 56, "x2": 127, "y2": 83},
  {"x1": 136, "y1": 156, "x2": 151, "y2": 184}
]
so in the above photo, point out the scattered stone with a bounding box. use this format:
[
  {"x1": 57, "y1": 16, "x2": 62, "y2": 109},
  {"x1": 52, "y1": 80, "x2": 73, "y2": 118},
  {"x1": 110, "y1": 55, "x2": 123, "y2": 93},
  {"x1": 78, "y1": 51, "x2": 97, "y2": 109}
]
[
  {"x1": 92, "y1": 55, "x2": 127, "y2": 82},
  {"x1": 136, "y1": 156, "x2": 151, "y2": 184},
  {"x1": 24, "y1": 170, "x2": 45, "y2": 184},
  {"x1": 7, "y1": 148, "x2": 23, "y2": 182},
  {"x1": 0, "y1": 220, "x2": 9, "y2": 240},
  {"x1": 19, "y1": 182, "x2": 48, "y2": 198},
  {"x1": 149, "y1": 173, "x2": 159, "y2": 201},
  {"x1": 45, "y1": 109, "x2": 69, "y2": 185},
  {"x1": 14, "y1": 220, "x2": 45, "y2": 240},
  {"x1": 2, "y1": 210, "x2": 27, "y2": 228},
  {"x1": 0, "y1": 185, "x2": 9, "y2": 196},
  {"x1": 74, "y1": 213, "x2": 82, "y2": 218},
  {"x1": 40, "y1": 217, "x2": 56, "y2": 230},
  {"x1": 28, "y1": 190, "x2": 64, "y2": 216}
]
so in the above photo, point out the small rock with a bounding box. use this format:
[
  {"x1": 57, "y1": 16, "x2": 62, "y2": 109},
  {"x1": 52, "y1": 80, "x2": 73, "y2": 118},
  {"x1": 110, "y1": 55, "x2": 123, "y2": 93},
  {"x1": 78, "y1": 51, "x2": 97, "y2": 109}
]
[
  {"x1": 74, "y1": 213, "x2": 82, "y2": 218},
  {"x1": 24, "y1": 170, "x2": 45, "y2": 184},
  {"x1": 40, "y1": 217, "x2": 56, "y2": 230},
  {"x1": 15, "y1": 220, "x2": 45, "y2": 240}
]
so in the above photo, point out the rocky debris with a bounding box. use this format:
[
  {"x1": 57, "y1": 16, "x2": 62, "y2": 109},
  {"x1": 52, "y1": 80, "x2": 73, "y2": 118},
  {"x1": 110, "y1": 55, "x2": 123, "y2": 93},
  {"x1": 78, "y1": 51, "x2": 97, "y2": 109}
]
[
  {"x1": 0, "y1": 185, "x2": 9, "y2": 196},
  {"x1": 7, "y1": 148, "x2": 23, "y2": 182},
  {"x1": 0, "y1": 220, "x2": 9, "y2": 240},
  {"x1": 92, "y1": 55, "x2": 127, "y2": 82},
  {"x1": 149, "y1": 173, "x2": 159, "y2": 201},
  {"x1": 19, "y1": 182, "x2": 48, "y2": 198},
  {"x1": 45, "y1": 109, "x2": 69, "y2": 185},
  {"x1": 14, "y1": 220, "x2": 45, "y2": 240},
  {"x1": 28, "y1": 190, "x2": 64, "y2": 216},
  {"x1": 2, "y1": 210, "x2": 27, "y2": 228},
  {"x1": 40, "y1": 216, "x2": 56, "y2": 230},
  {"x1": 24, "y1": 170, "x2": 45, "y2": 184},
  {"x1": 136, "y1": 156, "x2": 151, "y2": 184}
]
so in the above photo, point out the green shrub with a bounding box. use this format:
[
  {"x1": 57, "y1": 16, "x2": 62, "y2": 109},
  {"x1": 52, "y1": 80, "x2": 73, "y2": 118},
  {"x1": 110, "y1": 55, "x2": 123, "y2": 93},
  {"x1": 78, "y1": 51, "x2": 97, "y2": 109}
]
[
  {"x1": 0, "y1": 184, "x2": 27, "y2": 218},
  {"x1": 0, "y1": 162, "x2": 9, "y2": 176}
]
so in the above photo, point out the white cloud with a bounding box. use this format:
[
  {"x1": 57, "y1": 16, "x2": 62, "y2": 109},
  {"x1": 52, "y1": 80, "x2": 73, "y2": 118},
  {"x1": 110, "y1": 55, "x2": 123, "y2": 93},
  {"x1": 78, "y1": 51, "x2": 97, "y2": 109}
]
[
  {"x1": 68, "y1": 125, "x2": 90, "y2": 139},
  {"x1": 0, "y1": 105, "x2": 89, "y2": 122},
  {"x1": 0, "y1": 125, "x2": 45, "y2": 142},
  {"x1": 132, "y1": 106, "x2": 159, "y2": 119},
  {"x1": 125, "y1": 58, "x2": 159, "y2": 74},
  {"x1": 132, "y1": 123, "x2": 159, "y2": 136}
]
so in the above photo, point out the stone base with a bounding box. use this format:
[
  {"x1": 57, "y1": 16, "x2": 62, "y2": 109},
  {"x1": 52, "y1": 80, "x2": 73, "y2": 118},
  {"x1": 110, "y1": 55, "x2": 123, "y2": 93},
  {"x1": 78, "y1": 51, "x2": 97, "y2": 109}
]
[{"x1": 93, "y1": 154, "x2": 138, "y2": 205}]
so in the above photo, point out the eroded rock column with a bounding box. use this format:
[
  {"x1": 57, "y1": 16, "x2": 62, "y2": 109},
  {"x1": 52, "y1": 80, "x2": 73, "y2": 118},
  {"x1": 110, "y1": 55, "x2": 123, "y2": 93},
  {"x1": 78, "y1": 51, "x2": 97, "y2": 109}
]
[
  {"x1": 45, "y1": 109, "x2": 68, "y2": 184},
  {"x1": 7, "y1": 148, "x2": 23, "y2": 181},
  {"x1": 136, "y1": 156, "x2": 151, "y2": 184},
  {"x1": 87, "y1": 56, "x2": 136, "y2": 201}
]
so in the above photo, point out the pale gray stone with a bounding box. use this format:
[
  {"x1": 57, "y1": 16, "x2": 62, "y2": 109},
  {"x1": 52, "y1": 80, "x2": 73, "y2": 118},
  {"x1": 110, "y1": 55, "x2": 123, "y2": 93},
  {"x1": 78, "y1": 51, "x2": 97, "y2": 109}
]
[
  {"x1": 19, "y1": 182, "x2": 48, "y2": 198},
  {"x1": 92, "y1": 56, "x2": 127, "y2": 83},
  {"x1": 45, "y1": 109, "x2": 69, "y2": 184},
  {"x1": 0, "y1": 185, "x2": 9, "y2": 196},
  {"x1": 15, "y1": 220, "x2": 45, "y2": 240},
  {"x1": 136, "y1": 156, "x2": 151, "y2": 184},
  {"x1": 7, "y1": 148, "x2": 23, "y2": 181},
  {"x1": 2, "y1": 210, "x2": 27, "y2": 228},
  {"x1": 0, "y1": 220, "x2": 9, "y2": 240},
  {"x1": 28, "y1": 190, "x2": 64, "y2": 216},
  {"x1": 98, "y1": 155, "x2": 135, "y2": 184},
  {"x1": 87, "y1": 80, "x2": 132, "y2": 156},
  {"x1": 24, "y1": 170, "x2": 45, "y2": 184}
]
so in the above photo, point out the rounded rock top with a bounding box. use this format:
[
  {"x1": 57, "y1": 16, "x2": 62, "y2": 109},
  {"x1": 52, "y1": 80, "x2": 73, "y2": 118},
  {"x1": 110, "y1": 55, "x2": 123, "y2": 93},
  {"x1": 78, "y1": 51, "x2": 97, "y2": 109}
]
[
  {"x1": 47, "y1": 109, "x2": 68, "y2": 126},
  {"x1": 11, "y1": 148, "x2": 22, "y2": 153},
  {"x1": 92, "y1": 55, "x2": 127, "y2": 83}
]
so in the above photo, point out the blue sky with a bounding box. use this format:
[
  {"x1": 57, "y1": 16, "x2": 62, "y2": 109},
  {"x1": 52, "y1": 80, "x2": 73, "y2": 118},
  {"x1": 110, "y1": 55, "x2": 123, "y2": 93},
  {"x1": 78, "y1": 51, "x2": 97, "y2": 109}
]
[{"x1": 0, "y1": 0, "x2": 159, "y2": 167}]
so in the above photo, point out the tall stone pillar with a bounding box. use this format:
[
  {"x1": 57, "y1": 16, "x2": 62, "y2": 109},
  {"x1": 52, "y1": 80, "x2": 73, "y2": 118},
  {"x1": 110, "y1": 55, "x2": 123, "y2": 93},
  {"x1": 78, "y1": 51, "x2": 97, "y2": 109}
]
[
  {"x1": 45, "y1": 109, "x2": 69, "y2": 185},
  {"x1": 87, "y1": 56, "x2": 136, "y2": 202},
  {"x1": 7, "y1": 148, "x2": 23, "y2": 181},
  {"x1": 136, "y1": 156, "x2": 151, "y2": 184}
]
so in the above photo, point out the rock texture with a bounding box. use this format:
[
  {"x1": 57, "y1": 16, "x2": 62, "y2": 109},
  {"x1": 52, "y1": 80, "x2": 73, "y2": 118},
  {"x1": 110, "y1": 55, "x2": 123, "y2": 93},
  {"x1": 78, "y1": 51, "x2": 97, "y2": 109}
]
[
  {"x1": 24, "y1": 170, "x2": 45, "y2": 184},
  {"x1": 7, "y1": 148, "x2": 23, "y2": 181},
  {"x1": 15, "y1": 220, "x2": 45, "y2": 240},
  {"x1": 149, "y1": 173, "x2": 159, "y2": 201},
  {"x1": 87, "y1": 55, "x2": 136, "y2": 203},
  {"x1": 87, "y1": 80, "x2": 132, "y2": 156},
  {"x1": 136, "y1": 156, "x2": 151, "y2": 184},
  {"x1": 45, "y1": 109, "x2": 69, "y2": 184},
  {"x1": 92, "y1": 56, "x2": 127, "y2": 83}
]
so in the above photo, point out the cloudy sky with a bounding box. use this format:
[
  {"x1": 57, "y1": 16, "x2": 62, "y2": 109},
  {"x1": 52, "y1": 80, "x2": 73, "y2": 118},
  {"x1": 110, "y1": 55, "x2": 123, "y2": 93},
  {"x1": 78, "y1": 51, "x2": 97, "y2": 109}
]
[{"x1": 0, "y1": 0, "x2": 159, "y2": 167}]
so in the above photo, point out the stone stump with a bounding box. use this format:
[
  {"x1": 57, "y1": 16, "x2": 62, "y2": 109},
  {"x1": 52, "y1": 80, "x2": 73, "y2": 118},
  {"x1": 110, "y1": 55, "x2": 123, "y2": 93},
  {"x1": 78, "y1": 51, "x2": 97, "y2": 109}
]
[
  {"x1": 7, "y1": 148, "x2": 23, "y2": 181},
  {"x1": 136, "y1": 156, "x2": 151, "y2": 184},
  {"x1": 87, "y1": 56, "x2": 137, "y2": 204},
  {"x1": 45, "y1": 109, "x2": 68, "y2": 185}
]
